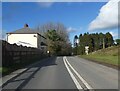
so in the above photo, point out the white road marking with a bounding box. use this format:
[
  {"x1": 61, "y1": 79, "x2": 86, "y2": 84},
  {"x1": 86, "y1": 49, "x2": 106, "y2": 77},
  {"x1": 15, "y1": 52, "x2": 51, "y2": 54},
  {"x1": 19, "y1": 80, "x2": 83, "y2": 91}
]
[
  {"x1": 65, "y1": 56, "x2": 93, "y2": 89},
  {"x1": 63, "y1": 57, "x2": 83, "y2": 89}
]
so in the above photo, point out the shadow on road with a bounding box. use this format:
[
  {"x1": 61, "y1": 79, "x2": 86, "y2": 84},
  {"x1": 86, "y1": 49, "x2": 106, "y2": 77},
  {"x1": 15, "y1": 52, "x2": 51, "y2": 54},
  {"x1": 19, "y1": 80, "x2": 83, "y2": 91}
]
[{"x1": 2, "y1": 57, "x2": 57, "y2": 90}]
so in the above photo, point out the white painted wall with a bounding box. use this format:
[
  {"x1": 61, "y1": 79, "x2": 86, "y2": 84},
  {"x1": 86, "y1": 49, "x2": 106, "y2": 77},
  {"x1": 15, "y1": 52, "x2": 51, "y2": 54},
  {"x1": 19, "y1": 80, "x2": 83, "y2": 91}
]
[{"x1": 7, "y1": 34, "x2": 38, "y2": 48}]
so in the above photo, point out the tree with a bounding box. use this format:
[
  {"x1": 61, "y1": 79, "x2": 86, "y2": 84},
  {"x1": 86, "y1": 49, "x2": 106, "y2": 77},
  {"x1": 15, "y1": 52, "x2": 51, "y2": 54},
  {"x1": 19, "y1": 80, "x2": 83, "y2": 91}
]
[
  {"x1": 35, "y1": 22, "x2": 72, "y2": 56},
  {"x1": 45, "y1": 30, "x2": 60, "y2": 55},
  {"x1": 35, "y1": 22, "x2": 69, "y2": 42},
  {"x1": 99, "y1": 32, "x2": 105, "y2": 49},
  {"x1": 115, "y1": 39, "x2": 120, "y2": 45},
  {"x1": 74, "y1": 35, "x2": 79, "y2": 47},
  {"x1": 94, "y1": 33, "x2": 100, "y2": 51},
  {"x1": 76, "y1": 32, "x2": 114, "y2": 55},
  {"x1": 105, "y1": 32, "x2": 114, "y2": 47},
  {"x1": 73, "y1": 35, "x2": 79, "y2": 55}
]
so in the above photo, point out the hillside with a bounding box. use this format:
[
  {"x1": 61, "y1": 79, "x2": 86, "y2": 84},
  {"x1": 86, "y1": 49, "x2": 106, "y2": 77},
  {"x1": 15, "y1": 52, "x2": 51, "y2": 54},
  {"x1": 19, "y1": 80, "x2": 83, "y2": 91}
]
[
  {"x1": 79, "y1": 45, "x2": 120, "y2": 68},
  {"x1": 91, "y1": 45, "x2": 119, "y2": 56}
]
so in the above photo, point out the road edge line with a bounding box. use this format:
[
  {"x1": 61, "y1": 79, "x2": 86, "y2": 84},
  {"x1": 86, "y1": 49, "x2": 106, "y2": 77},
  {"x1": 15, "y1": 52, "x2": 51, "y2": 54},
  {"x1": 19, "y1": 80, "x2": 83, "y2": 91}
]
[
  {"x1": 65, "y1": 56, "x2": 93, "y2": 89},
  {"x1": 63, "y1": 57, "x2": 83, "y2": 89}
]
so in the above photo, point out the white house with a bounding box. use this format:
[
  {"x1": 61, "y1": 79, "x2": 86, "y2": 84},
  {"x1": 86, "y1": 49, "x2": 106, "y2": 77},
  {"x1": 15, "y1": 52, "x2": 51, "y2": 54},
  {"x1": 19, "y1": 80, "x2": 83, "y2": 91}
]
[{"x1": 6, "y1": 24, "x2": 47, "y2": 51}]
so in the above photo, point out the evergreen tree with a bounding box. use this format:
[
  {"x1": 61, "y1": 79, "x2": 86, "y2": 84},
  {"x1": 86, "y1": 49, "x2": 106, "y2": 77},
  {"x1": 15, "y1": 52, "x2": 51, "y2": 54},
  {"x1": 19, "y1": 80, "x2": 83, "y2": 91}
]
[
  {"x1": 99, "y1": 33, "x2": 105, "y2": 49},
  {"x1": 105, "y1": 32, "x2": 114, "y2": 47},
  {"x1": 116, "y1": 39, "x2": 120, "y2": 45},
  {"x1": 76, "y1": 32, "x2": 114, "y2": 55}
]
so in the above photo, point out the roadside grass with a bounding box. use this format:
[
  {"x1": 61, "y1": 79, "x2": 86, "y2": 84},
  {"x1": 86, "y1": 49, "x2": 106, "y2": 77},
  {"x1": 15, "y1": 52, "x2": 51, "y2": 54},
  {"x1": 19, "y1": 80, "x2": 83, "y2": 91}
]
[
  {"x1": 1, "y1": 66, "x2": 21, "y2": 76},
  {"x1": 1, "y1": 66, "x2": 14, "y2": 76},
  {"x1": 79, "y1": 54, "x2": 118, "y2": 66},
  {"x1": 79, "y1": 45, "x2": 120, "y2": 67},
  {"x1": 0, "y1": 67, "x2": 9, "y2": 73}
]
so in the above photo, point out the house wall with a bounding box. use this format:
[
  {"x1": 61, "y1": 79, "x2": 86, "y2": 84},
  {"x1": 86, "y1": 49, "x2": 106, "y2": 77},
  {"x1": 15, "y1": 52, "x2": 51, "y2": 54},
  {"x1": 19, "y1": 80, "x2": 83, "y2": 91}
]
[{"x1": 7, "y1": 34, "x2": 38, "y2": 48}]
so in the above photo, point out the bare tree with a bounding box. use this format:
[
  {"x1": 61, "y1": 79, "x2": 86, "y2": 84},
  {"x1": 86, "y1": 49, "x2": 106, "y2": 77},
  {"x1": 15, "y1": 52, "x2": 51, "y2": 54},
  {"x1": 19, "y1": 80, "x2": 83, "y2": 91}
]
[
  {"x1": 35, "y1": 22, "x2": 70, "y2": 42},
  {"x1": 34, "y1": 22, "x2": 72, "y2": 55}
]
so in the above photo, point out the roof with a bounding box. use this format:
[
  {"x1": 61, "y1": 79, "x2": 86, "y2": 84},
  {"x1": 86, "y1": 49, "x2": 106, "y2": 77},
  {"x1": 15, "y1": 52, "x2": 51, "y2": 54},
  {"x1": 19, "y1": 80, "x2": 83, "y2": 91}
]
[
  {"x1": 7, "y1": 27, "x2": 46, "y2": 39},
  {"x1": 7, "y1": 27, "x2": 38, "y2": 34}
]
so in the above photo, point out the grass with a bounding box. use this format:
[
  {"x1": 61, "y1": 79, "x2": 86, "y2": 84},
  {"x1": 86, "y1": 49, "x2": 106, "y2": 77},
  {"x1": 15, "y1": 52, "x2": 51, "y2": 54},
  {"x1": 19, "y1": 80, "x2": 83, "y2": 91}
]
[
  {"x1": 79, "y1": 45, "x2": 120, "y2": 67},
  {"x1": 80, "y1": 54, "x2": 118, "y2": 66},
  {"x1": 0, "y1": 67, "x2": 9, "y2": 73}
]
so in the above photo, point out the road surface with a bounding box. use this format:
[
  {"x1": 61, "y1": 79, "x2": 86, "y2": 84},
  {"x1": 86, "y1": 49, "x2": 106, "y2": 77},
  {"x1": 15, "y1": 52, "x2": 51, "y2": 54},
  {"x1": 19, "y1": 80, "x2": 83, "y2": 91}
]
[{"x1": 2, "y1": 56, "x2": 118, "y2": 90}]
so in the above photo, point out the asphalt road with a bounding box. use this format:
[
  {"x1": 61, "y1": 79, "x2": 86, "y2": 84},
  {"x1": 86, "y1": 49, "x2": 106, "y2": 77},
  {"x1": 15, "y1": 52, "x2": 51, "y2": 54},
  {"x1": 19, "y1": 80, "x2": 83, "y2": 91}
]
[{"x1": 2, "y1": 56, "x2": 118, "y2": 90}]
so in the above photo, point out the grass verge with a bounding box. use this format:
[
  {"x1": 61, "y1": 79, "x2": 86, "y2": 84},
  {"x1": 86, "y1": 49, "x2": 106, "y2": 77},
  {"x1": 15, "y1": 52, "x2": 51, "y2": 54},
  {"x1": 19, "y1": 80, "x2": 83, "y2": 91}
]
[
  {"x1": 80, "y1": 55, "x2": 118, "y2": 65},
  {"x1": 79, "y1": 45, "x2": 120, "y2": 69},
  {"x1": 79, "y1": 54, "x2": 119, "y2": 69},
  {"x1": 0, "y1": 67, "x2": 9, "y2": 73}
]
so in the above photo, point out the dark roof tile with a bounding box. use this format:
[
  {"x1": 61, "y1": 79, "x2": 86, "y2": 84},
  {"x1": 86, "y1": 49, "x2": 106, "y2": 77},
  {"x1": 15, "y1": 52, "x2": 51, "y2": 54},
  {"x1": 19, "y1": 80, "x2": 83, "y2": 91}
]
[
  {"x1": 7, "y1": 27, "x2": 38, "y2": 34},
  {"x1": 7, "y1": 27, "x2": 46, "y2": 39}
]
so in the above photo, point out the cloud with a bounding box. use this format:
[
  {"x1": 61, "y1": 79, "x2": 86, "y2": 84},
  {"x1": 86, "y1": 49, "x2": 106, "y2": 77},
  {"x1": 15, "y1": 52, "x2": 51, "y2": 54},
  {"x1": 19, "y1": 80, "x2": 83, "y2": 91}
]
[
  {"x1": 109, "y1": 31, "x2": 118, "y2": 37},
  {"x1": 88, "y1": 0, "x2": 119, "y2": 31},
  {"x1": 37, "y1": 2, "x2": 54, "y2": 8},
  {"x1": 2, "y1": 0, "x2": 109, "y2": 2},
  {"x1": 67, "y1": 27, "x2": 77, "y2": 33},
  {"x1": 67, "y1": 27, "x2": 82, "y2": 33}
]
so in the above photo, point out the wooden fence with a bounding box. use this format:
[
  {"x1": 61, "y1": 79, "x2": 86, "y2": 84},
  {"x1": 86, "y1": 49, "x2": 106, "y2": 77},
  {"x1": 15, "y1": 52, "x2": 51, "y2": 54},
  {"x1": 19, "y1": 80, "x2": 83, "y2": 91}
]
[{"x1": 2, "y1": 40, "x2": 47, "y2": 67}]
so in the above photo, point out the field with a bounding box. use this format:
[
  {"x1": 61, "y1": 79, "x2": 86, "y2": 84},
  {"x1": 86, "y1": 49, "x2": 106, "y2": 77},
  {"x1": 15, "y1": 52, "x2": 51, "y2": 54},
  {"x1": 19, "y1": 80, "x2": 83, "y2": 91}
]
[{"x1": 79, "y1": 45, "x2": 120, "y2": 67}]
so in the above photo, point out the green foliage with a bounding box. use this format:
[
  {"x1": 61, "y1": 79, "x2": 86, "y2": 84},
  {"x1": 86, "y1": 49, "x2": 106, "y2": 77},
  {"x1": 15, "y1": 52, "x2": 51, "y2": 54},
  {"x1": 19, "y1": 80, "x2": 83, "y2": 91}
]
[
  {"x1": 74, "y1": 32, "x2": 114, "y2": 55},
  {"x1": 46, "y1": 30, "x2": 62, "y2": 41},
  {"x1": 36, "y1": 22, "x2": 72, "y2": 56},
  {"x1": 0, "y1": 67, "x2": 8, "y2": 73},
  {"x1": 46, "y1": 29, "x2": 72, "y2": 56},
  {"x1": 105, "y1": 32, "x2": 114, "y2": 47},
  {"x1": 79, "y1": 45, "x2": 120, "y2": 66},
  {"x1": 116, "y1": 39, "x2": 120, "y2": 45}
]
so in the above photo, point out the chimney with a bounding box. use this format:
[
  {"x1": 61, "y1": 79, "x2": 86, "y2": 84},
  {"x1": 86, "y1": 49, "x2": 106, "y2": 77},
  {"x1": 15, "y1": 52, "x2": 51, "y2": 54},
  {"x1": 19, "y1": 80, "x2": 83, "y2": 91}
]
[{"x1": 24, "y1": 24, "x2": 29, "y2": 28}]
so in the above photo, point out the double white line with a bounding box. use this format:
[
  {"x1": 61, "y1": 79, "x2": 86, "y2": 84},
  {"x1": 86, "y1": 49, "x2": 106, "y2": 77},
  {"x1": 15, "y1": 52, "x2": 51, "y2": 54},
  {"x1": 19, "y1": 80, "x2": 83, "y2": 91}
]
[{"x1": 63, "y1": 56, "x2": 93, "y2": 90}]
